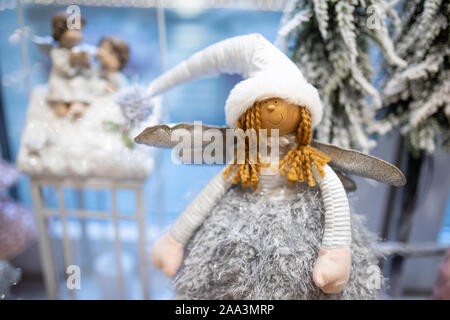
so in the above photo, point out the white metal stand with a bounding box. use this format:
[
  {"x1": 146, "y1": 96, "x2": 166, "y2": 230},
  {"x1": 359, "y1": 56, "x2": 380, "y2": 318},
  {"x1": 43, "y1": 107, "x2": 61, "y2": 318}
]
[
  {"x1": 16, "y1": 0, "x2": 173, "y2": 300},
  {"x1": 30, "y1": 175, "x2": 149, "y2": 300}
]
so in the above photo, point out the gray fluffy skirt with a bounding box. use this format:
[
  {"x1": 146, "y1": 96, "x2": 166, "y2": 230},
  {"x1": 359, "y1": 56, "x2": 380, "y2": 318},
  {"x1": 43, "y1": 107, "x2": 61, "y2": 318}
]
[{"x1": 174, "y1": 185, "x2": 384, "y2": 300}]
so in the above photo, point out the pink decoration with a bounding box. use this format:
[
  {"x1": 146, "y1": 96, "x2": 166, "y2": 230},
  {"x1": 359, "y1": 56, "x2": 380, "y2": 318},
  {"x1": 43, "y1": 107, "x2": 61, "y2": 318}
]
[{"x1": 0, "y1": 160, "x2": 20, "y2": 190}]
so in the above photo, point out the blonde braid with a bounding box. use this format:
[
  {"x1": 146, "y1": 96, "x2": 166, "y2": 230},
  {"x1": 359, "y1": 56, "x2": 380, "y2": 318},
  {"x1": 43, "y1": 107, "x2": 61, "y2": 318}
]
[
  {"x1": 279, "y1": 106, "x2": 330, "y2": 186},
  {"x1": 255, "y1": 102, "x2": 261, "y2": 134},
  {"x1": 232, "y1": 165, "x2": 241, "y2": 184},
  {"x1": 250, "y1": 105, "x2": 260, "y2": 184},
  {"x1": 223, "y1": 155, "x2": 236, "y2": 177},
  {"x1": 245, "y1": 108, "x2": 251, "y2": 132},
  {"x1": 223, "y1": 103, "x2": 265, "y2": 190}
]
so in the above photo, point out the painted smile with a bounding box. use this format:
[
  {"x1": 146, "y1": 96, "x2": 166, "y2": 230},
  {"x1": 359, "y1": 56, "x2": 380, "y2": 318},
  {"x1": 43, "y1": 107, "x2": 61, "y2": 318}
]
[{"x1": 268, "y1": 112, "x2": 283, "y2": 125}]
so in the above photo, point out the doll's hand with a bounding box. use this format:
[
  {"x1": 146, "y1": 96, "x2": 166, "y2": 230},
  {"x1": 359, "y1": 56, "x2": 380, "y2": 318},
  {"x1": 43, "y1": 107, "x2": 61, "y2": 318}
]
[
  {"x1": 106, "y1": 83, "x2": 119, "y2": 93},
  {"x1": 151, "y1": 232, "x2": 184, "y2": 277},
  {"x1": 313, "y1": 248, "x2": 351, "y2": 294},
  {"x1": 70, "y1": 52, "x2": 90, "y2": 68},
  {"x1": 80, "y1": 52, "x2": 90, "y2": 68},
  {"x1": 69, "y1": 52, "x2": 83, "y2": 67}
]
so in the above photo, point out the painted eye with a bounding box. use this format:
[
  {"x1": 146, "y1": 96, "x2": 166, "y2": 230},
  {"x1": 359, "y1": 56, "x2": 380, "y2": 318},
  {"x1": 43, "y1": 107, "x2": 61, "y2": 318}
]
[{"x1": 274, "y1": 100, "x2": 278, "y2": 104}]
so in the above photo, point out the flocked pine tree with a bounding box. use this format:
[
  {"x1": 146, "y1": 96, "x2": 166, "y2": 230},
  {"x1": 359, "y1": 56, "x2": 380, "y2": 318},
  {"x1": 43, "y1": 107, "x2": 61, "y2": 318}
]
[
  {"x1": 373, "y1": 0, "x2": 450, "y2": 156},
  {"x1": 277, "y1": 0, "x2": 406, "y2": 152}
]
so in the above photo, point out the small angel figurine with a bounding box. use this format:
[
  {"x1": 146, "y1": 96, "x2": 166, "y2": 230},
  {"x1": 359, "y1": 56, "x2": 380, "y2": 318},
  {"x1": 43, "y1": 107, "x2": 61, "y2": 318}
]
[
  {"x1": 47, "y1": 13, "x2": 92, "y2": 118},
  {"x1": 94, "y1": 36, "x2": 129, "y2": 95},
  {"x1": 134, "y1": 34, "x2": 406, "y2": 299}
]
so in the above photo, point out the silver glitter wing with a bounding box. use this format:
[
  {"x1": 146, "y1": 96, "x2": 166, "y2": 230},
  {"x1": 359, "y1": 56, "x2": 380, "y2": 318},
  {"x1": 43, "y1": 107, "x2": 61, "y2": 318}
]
[
  {"x1": 311, "y1": 140, "x2": 406, "y2": 186},
  {"x1": 135, "y1": 123, "x2": 405, "y2": 187},
  {"x1": 135, "y1": 123, "x2": 227, "y2": 148}
]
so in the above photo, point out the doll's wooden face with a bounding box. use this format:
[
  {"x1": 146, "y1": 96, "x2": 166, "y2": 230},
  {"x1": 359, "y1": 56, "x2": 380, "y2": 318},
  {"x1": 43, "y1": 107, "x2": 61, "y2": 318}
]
[
  {"x1": 98, "y1": 41, "x2": 121, "y2": 72},
  {"x1": 59, "y1": 29, "x2": 83, "y2": 49},
  {"x1": 260, "y1": 98, "x2": 301, "y2": 136}
]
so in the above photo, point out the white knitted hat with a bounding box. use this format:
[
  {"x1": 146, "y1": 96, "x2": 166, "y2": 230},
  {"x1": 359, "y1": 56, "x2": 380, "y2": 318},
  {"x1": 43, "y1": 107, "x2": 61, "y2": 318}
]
[{"x1": 148, "y1": 33, "x2": 323, "y2": 128}]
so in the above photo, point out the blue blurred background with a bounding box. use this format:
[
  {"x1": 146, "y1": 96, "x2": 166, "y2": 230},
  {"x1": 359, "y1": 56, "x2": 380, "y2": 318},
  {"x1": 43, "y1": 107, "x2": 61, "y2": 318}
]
[
  {"x1": 0, "y1": 4, "x2": 281, "y2": 211},
  {"x1": 0, "y1": 2, "x2": 285, "y2": 299}
]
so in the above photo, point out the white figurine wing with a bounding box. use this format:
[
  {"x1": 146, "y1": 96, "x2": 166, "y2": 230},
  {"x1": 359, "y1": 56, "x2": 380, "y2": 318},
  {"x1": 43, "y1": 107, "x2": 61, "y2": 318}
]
[{"x1": 32, "y1": 35, "x2": 55, "y2": 56}]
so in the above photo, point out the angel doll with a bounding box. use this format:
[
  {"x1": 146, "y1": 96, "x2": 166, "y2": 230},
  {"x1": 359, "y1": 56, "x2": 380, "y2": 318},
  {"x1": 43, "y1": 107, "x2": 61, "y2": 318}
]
[
  {"x1": 133, "y1": 34, "x2": 405, "y2": 299},
  {"x1": 93, "y1": 36, "x2": 130, "y2": 94},
  {"x1": 47, "y1": 13, "x2": 92, "y2": 118}
]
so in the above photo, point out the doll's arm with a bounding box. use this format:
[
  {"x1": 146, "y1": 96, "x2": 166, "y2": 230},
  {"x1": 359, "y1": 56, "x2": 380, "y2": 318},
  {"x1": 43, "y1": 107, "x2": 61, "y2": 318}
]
[
  {"x1": 313, "y1": 164, "x2": 351, "y2": 249},
  {"x1": 312, "y1": 164, "x2": 352, "y2": 294},
  {"x1": 170, "y1": 167, "x2": 232, "y2": 244},
  {"x1": 152, "y1": 167, "x2": 231, "y2": 277}
]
